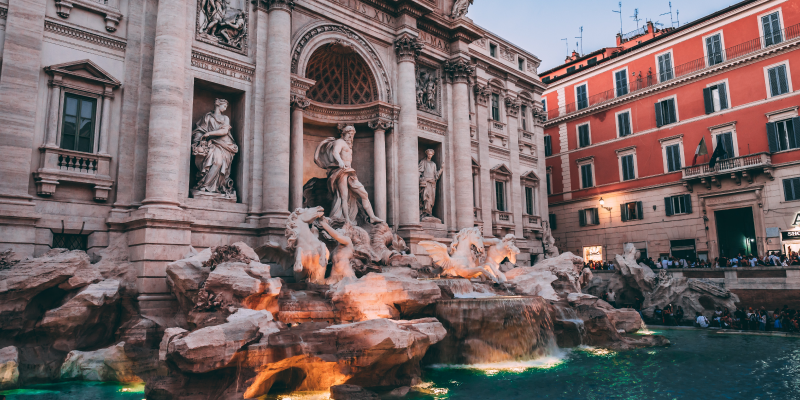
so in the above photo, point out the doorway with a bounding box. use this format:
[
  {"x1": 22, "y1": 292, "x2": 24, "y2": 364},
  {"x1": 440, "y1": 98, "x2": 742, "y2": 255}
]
[{"x1": 714, "y1": 207, "x2": 757, "y2": 258}]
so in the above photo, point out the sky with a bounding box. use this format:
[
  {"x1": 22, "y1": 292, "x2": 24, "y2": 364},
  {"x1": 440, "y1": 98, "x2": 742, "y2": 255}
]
[{"x1": 468, "y1": 0, "x2": 743, "y2": 72}]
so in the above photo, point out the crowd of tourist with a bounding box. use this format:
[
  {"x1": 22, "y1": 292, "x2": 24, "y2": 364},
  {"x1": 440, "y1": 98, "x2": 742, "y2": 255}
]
[
  {"x1": 636, "y1": 251, "x2": 800, "y2": 269},
  {"x1": 585, "y1": 261, "x2": 615, "y2": 271},
  {"x1": 649, "y1": 304, "x2": 800, "y2": 332}
]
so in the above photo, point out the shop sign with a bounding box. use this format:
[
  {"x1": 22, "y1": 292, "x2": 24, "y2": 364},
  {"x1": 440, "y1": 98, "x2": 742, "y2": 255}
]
[
  {"x1": 782, "y1": 230, "x2": 800, "y2": 241},
  {"x1": 794, "y1": 213, "x2": 800, "y2": 226},
  {"x1": 583, "y1": 246, "x2": 603, "y2": 262}
]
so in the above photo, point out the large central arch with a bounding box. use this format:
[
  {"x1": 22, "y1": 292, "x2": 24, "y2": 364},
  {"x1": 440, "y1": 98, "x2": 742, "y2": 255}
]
[{"x1": 291, "y1": 22, "x2": 392, "y2": 103}]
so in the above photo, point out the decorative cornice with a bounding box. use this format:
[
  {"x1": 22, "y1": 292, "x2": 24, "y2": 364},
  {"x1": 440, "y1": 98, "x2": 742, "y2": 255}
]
[
  {"x1": 395, "y1": 34, "x2": 424, "y2": 63},
  {"x1": 44, "y1": 20, "x2": 127, "y2": 51},
  {"x1": 368, "y1": 119, "x2": 393, "y2": 131},
  {"x1": 290, "y1": 75, "x2": 316, "y2": 97},
  {"x1": 444, "y1": 58, "x2": 474, "y2": 84},
  {"x1": 304, "y1": 101, "x2": 400, "y2": 124},
  {"x1": 290, "y1": 95, "x2": 310, "y2": 110},
  {"x1": 263, "y1": 0, "x2": 294, "y2": 12},
  {"x1": 191, "y1": 50, "x2": 255, "y2": 82},
  {"x1": 418, "y1": 116, "x2": 447, "y2": 136}
]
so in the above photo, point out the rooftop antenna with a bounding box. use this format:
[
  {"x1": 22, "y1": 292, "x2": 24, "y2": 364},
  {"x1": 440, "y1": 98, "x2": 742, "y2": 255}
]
[
  {"x1": 631, "y1": 9, "x2": 641, "y2": 32},
  {"x1": 612, "y1": 2, "x2": 623, "y2": 36},
  {"x1": 676, "y1": 9, "x2": 680, "y2": 27},
  {"x1": 575, "y1": 26, "x2": 584, "y2": 56},
  {"x1": 561, "y1": 38, "x2": 569, "y2": 58},
  {"x1": 660, "y1": 1, "x2": 675, "y2": 27}
]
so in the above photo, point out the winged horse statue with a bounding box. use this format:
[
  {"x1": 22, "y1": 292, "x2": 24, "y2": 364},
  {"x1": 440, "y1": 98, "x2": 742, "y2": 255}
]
[{"x1": 419, "y1": 227, "x2": 498, "y2": 281}]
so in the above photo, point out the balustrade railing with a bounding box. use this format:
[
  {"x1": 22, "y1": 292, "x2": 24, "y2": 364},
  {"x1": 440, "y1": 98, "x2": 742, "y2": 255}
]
[{"x1": 682, "y1": 153, "x2": 770, "y2": 179}]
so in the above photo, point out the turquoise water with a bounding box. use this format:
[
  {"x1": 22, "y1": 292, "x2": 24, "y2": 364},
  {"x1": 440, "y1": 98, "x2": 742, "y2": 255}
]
[{"x1": 5, "y1": 330, "x2": 800, "y2": 399}]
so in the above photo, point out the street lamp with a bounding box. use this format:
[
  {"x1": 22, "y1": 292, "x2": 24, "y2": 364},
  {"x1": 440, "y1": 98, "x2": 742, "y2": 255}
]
[{"x1": 599, "y1": 197, "x2": 612, "y2": 212}]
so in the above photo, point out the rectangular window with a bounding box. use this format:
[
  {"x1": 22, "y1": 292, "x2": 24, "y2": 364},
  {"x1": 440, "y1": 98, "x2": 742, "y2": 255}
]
[
  {"x1": 666, "y1": 144, "x2": 682, "y2": 172},
  {"x1": 664, "y1": 194, "x2": 693, "y2": 216},
  {"x1": 491, "y1": 94, "x2": 500, "y2": 121},
  {"x1": 549, "y1": 213, "x2": 557, "y2": 230},
  {"x1": 518, "y1": 58, "x2": 525, "y2": 71},
  {"x1": 578, "y1": 125, "x2": 590, "y2": 148},
  {"x1": 621, "y1": 201, "x2": 644, "y2": 222},
  {"x1": 715, "y1": 132, "x2": 735, "y2": 160},
  {"x1": 60, "y1": 93, "x2": 97, "y2": 153},
  {"x1": 52, "y1": 233, "x2": 88, "y2": 251},
  {"x1": 490, "y1": 43, "x2": 497, "y2": 58},
  {"x1": 580, "y1": 163, "x2": 594, "y2": 188},
  {"x1": 706, "y1": 34, "x2": 723, "y2": 66},
  {"x1": 655, "y1": 98, "x2": 677, "y2": 127},
  {"x1": 576, "y1": 84, "x2": 588, "y2": 110},
  {"x1": 617, "y1": 111, "x2": 632, "y2": 137},
  {"x1": 767, "y1": 118, "x2": 800, "y2": 152},
  {"x1": 544, "y1": 135, "x2": 552, "y2": 156},
  {"x1": 495, "y1": 181, "x2": 506, "y2": 211},
  {"x1": 703, "y1": 83, "x2": 729, "y2": 114},
  {"x1": 579, "y1": 208, "x2": 599, "y2": 226},
  {"x1": 784, "y1": 177, "x2": 800, "y2": 201},
  {"x1": 657, "y1": 52, "x2": 674, "y2": 82},
  {"x1": 767, "y1": 65, "x2": 790, "y2": 97},
  {"x1": 521, "y1": 105, "x2": 528, "y2": 131},
  {"x1": 763, "y1": 12, "x2": 783, "y2": 47},
  {"x1": 542, "y1": 99, "x2": 547, "y2": 112},
  {"x1": 525, "y1": 186, "x2": 534, "y2": 215},
  {"x1": 615, "y1": 70, "x2": 629, "y2": 97},
  {"x1": 546, "y1": 173, "x2": 552, "y2": 195},
  {"x1": 621, "y1": 154, "x2": 635, "y2": 181}
]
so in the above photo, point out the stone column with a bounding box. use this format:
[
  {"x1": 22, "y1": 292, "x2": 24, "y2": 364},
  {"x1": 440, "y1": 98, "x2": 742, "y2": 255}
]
[
  {"x1": 445, "y1": 58, "x2": 475, "y2": 230},
  {"x1": 472, "y1": 171, "x2": 480, "y2": 209},
  {"x1": 289, "y1": 95, "x2": 310, "y2": 211},
  {"x1": 99, "y1": 88, "x2": 113, "y2": 154},
  {"x1": 474, "y1": 83, "x2": 494, "y2": 237},
  {"x1": 45, "y1": 76, "x2": 63, "y2": 146},
  {"x1": 505, "y1": 97, "x2": 524, "y2": 238},
  {"x1": 394, "y1": 35, "x2": 424, "y2": 231},
  {"x1": 369, "y1": 119, "x2": 392, "y2": 221},
  {"x1": 141, "y1": 0, "x2": 188, "y2": 209},
  {"x1": 262, "y1": 0, "x2": 294, "y2": 220},
  {"x1": 247, "y1": 4, "x2": 269, "y2": 221}
]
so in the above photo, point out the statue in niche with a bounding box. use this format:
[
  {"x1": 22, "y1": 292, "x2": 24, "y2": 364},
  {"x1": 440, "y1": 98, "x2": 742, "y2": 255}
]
[
  {"x1": 198, "y1": 0, "x2": 247, "y2": 51},
  {"x1": 416, "y1": 68, "x2": 439, "y2": 113},
  {"x1": 191, "y1": 98, "x2": 238, "y2": 200},
  {"x1": 451, "y1": 0, "x2": 474, "y2": 19},
  {"x1": 314, "y1": 125, "x2": 384, "y2": 225},
  {"x1": 419, "y1": 149, "x2": 444, "y2": 222}
]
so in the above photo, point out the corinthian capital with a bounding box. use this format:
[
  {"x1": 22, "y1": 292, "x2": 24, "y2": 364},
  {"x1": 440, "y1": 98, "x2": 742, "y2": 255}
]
[
  {"x1": 473, "y1": 84, "x2": 491, "y2": 106},
  {"x1": 263, "y1": 0, "x2": 294, "y2": 12},
  {"x1": 394, "y1": 34, "x2": 423, "y2": 63},
  {"x1": 505, "y1": 97, "x2": 521, "y2": 117},
  {"x1": 290, "y1": 95, "x2": 310, "y2": 110},
  {"x1": 444, "y1": 58, "x2": 475, "y2": 84},
  {"x1": 368, "y1": 118, "x2": 393, "y2": 131}
]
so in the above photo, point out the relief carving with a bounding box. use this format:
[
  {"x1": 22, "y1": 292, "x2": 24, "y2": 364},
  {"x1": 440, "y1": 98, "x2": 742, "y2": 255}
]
[
  {"x1": 416, "y1": 66, "x2": 440, "y2": 115},
  {"x1": 451, "y1": 0, "x2": 473, "y2": 19},
  {"x1": 197, "y1": 0, "x2": 248, "y2": 54}
]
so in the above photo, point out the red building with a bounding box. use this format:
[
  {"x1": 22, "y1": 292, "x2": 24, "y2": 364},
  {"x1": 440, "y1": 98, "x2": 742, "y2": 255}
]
[{"x1": 540, "y1": 0, "x2": 800, "y2": 264}]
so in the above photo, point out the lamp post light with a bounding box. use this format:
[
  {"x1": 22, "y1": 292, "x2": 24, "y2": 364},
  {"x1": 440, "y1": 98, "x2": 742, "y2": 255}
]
[
  {"x1": 599, "y1": 197, "x2": 613, "y2": 263},
  {"x1": 599, "y1": 197, "x2": 612, "y2": 212}
]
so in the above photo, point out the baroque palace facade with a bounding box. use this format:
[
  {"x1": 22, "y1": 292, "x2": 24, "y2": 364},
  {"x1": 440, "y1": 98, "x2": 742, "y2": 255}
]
[
  {"x1": 541, "y1": 0, "x2": 800, "y2": 264},
  {"x1": 0, "y1": 0, "x2": 547, "y2": 311}
]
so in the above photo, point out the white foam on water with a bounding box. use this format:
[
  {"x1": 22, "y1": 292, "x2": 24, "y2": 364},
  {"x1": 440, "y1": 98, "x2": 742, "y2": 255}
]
[
  {"x1": 453, "y1": 292, "x2": 499, "y2": 299},
  {"x1": 427, "y1": 349, "x2": 569, "y2": 373}
]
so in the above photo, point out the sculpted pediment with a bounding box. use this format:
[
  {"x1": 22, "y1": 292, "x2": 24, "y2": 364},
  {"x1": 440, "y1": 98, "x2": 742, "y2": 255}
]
[{"x1": 45, "y1": 59, "x2": 121, "y2": 88}]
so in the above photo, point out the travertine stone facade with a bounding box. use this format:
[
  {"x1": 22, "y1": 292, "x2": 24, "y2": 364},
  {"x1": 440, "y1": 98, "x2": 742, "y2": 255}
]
[{"x1": 0, "y1": 0, "x2": 547, "y2": 313}]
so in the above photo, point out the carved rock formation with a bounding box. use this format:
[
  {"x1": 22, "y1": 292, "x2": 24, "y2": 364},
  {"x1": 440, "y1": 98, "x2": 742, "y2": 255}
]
[
  {"x1": 60, "y1": 342, "x2": 142, "y2": 383},
  {"x1": 505, "y1": 252, "x2": 586, "y2": 301},
  {"x1": 0, "y1": 346, "x2": 19, "y2": 389},
  {"x1": 328, "y1": 270, "x2": 441, "y2": 322}
]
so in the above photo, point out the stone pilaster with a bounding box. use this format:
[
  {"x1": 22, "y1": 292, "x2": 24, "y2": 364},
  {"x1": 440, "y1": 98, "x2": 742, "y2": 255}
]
[
  {"x1": 505, "y1": 96, "x2": 524, "y2": 238},
  {"x1": 261, "y1": 0, "x2": 294, "y2": 225},
  {"x1": 369, "y1": 119, "x2": 393, "y2": 221},
  {"x1": 474, "y1": 83, "x2": 494, "y2": 237},
  {"x1": 289, "y1": 95, "x2": 310, "y2": 211},
  {"x1": 394, "y1": 34, "x2": 424, "y2": 233},
  {"x1": 445, "y1": 58, "x2": 475, "y2": 231}
]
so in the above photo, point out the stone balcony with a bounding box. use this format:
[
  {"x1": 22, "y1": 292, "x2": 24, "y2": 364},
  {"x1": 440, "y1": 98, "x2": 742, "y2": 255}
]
[
  {"x1": 522, "y1": 214, "x2": 542, "y2": 231},
  {"x1": 681, "y1": 152, "x2": 772, "y2": 191},
  {"x1": 492, "y1": 210, "x2": 514, "y2": 227},
  {"x1": 518, "y1": 129, "x2": 534, "y2": 145},
  {"x1": 33, "y1": 146, "x2": 114, "y2": 201}
]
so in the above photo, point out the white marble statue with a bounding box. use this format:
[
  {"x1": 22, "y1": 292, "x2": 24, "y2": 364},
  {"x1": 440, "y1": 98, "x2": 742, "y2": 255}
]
[
  {"x1": 419, "y1": 149, "x2": 444, "y2": 221},
  {"x1": 420, "y1": 227, "x2": 493, "y2": 280},
  {"x1": 192, "y1": 98, "x2": 238, "y2": 199},
  {"x1": 314, "y1": 125, "x2": 383, "y2": 225},
  {"x1": 286, "y1": 207, "x2": 330, "y2": 284},
  {"x1": 199, "y1": 0, "x2": 247, "y2": 50},
  {"x1": 317, "y1": 217, "x2": 358, "y2": 284},
  {"x1": 481, "y1": 234, "x2": 520, "y2": 284},
  {"x1": 451, "y1": 0, "x2": 474, "y2": 19},
  {"x1": 543, "y1": 221, "x2": 559, "y2": 258}
]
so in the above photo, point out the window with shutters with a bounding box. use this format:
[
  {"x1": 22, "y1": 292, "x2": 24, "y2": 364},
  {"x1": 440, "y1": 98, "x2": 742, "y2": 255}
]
[
  {"x1": 713, "y1": 131, "x2": 736, "y2": 160},
  {"x1": 60, "y1": 93, "x2": 98, "y2": 153},
  {"x1": 616, "y1": 110, "x2": 632, "y2": 137},
  {"x1": 620, "y1": 153, "x2": 636, "y2": 181},
  {"x1": 579, "y1": 208, "x2": 599, "y2": 227},
  {"x1": 614, "y1": 69, "x2": 629, "y2": 97},
  {"x1": 656, "y1": 51, "x2": 674, "y2": 82},
  {"x1": 703, "y1": 82, "x2": 729, "y2": 114},
  {"x1": 546, "y1": 172, "x2": 552, "y2": 195},
  {"x1": 765, "y1": 63, "x2": 791, "y2": 98},
  {"x1": 784, "y1": 177, "x2": 800, "y2": 201},
  {"x1": 655, "y1": 97, "x2": 678, "y2": 127},
  {"x1": 525, "y1": 186, "x2": 534, "y2": 215},
  {"x1": 622, "y1": 201, "x2": 644, "y2": 222},
  {"x1": 580, "y1": 162, "x2": 594, "y2": 189},
  {"x1": 495, "y1": 180, "x2": 506, "y2": 212},
  {"x1": 767, "y1": 118, "x2": 800, "y2": 152},
  {"x1": 577, "y1": 123, "x2": 591, "y2": 148},
  {"x1": 761, "y1": 11, "x2": 783, "y2": 47},
  {"x1": 576, "y1": 84, "x2": 588, "y2": 110},
  {"x1": 549, "y1": 213, "x2": 557, "y2": 230},
  {"x1": 705, "y1": 33, "x2": 724, "y2": 66},
  {"x1": 491, "y1": 93, "x2": 500, "y2": 121},
  {"x1": 544, "y1": 135, "x2": 552, "y2": 156},
  {"x1": 665, "y1": 194, "x2": 692, "y2": 216},
  {"x1": 661, "y1": 141, "x2": 683, "y2": 173}
]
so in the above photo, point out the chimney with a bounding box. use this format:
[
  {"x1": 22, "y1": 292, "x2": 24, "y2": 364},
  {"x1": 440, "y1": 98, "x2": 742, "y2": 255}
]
[
  {"x1": 616, "y1": 32, "x2": 622, "y2": 47},
  {"x1": 647, "y1": 21, "x2": 654, "y2": 34},
  {"x1": 571, "y1": 50, "x2": 579, "y2": 60}
]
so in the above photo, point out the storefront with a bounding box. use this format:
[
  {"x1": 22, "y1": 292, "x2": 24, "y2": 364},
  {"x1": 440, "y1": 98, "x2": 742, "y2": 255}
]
[
  {"x1": 782, "y1": 230, "x2": 800, "y2": 254},
  {"x1": 583, "y1": 246, "x2": 603, "y2": 263}
]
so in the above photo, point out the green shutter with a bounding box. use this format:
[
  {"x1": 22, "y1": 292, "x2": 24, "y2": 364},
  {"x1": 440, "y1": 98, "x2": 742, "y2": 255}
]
[
  {"x1": 703, "y1": 87, "x2": 714, "y2": 114},
  {"x1": 666, "y1": 99, "x2": 677, "y2": 124},
  {"x1": 664, "y1": 197, "x2": 674, "y2": 216},
  {"x1": 579, "y1": 210, "x2": 586, "y2": 227},
  {"x1": 655, "y1": 102, "x2": 663, "y2": 127},
  {"x1": 769, "y1": 67, "x2": 780, "y2": 96},
  {"x1": 637, "y1": 201, "x2": 644, "y2": 220},
  {"x1": 621, "y1": 203, "x2": 628, "y2": 222},
  {"x1": 767, "y1": 122, "x2": 779, "y2": 153},
  {"x1": 718, "y1": 83, "x2": 728, "y2": 110},
  {"x1": 684, "y1": 194, "x2": 693, "y2": 214}
]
